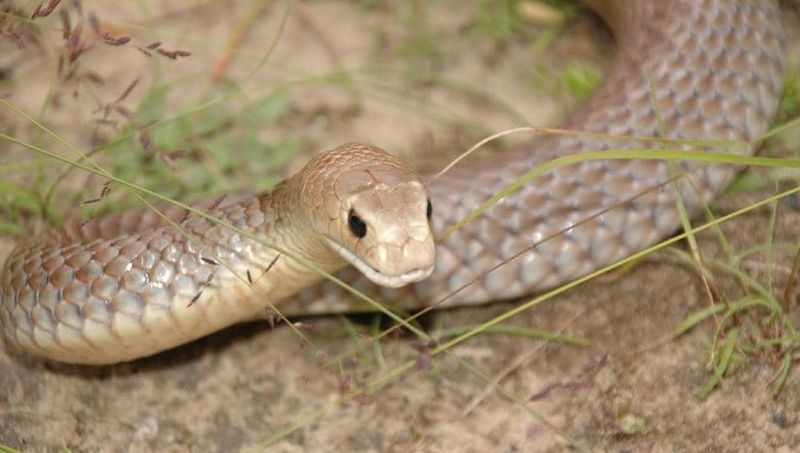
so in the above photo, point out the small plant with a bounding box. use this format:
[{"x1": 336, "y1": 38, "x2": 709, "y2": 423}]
[
  {"x1": 470, "y1": 0, "x2": 526, "y2": 41},
  {"x1": 531, "y1": 61, "x2": 602, "y2": 101}
]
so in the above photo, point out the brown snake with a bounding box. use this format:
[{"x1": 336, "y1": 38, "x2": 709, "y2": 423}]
[{"x1": 0, "y1": 0, "x2": 788, "y2": 364}]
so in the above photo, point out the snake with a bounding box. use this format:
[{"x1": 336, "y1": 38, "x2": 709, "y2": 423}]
[{"x1": 0, "y1": 0, "x2": 788, "y2": 364}]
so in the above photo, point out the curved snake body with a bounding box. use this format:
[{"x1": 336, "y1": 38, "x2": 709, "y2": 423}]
[
  {"x1": 0, "y1": 0, "x2": 788, "y2": 364},
  {"x1": 296, "y1": 0, "x2": 786, "y2": 312},
  {"x1": 1, "y1": 145, "x2": 434, "y2": 363}
]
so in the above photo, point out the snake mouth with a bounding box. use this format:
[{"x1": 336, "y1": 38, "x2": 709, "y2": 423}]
[{"x1": 325, "y1": 238, "x2": 433, "y2": 288}]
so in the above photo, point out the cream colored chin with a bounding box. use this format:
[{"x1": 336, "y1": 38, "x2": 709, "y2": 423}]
[{"x1": 325, "y1": 238, "x2": 433, "y2": 288}]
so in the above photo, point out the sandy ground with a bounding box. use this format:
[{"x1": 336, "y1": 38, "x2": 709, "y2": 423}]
[{"x1": 1, "y1": 1, "x2": 799, "y2": 451}]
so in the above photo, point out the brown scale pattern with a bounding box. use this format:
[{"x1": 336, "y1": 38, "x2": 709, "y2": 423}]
[
  {"x1": 2, "y1": 144, "x2": 426, "y2": 363},
  {"x1": 294, "y1": 0, "x2": 786, "y2": 313},
  {"x1": 0, "y1": 1, "x2": 790, "y2": 362},
  {"x1": 1, "y1": 198, "x2": 265, "y2": 362}
]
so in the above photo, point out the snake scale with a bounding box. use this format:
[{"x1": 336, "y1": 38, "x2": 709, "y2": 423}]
[{"x1": 0, "y1": 0, "x2": 788, "y2": 364}]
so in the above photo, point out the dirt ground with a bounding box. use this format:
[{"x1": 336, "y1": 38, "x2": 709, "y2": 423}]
[{"x1": 1, "y1": 1, "x2": 800, "y2": 451}]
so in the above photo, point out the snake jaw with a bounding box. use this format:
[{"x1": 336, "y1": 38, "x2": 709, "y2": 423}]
[{"x1": 325, "y1": 238, "x2": 434, "y2": 288}]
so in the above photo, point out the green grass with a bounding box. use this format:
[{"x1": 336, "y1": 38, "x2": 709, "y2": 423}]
[
  {"x1": 1, "y1": 3, "x2": 591, "y2": 449},
  {"x1": 530, "y1": 61, "x2": 602, "y2": 101},
  {"x1": 249, "y1": 174, "x2": 800, "y2": 448},
  {"x1": 779, "y1": 68, "x2": 800, "y2": 121},
  {"x1": 249, "y1": 51, "x2": 800, "y2": 448},
  {"x1": 661, "y1": 67, "x2": 800, "y2": 399},
  {"x1": 0, "y1": 444, "x2": 22, "y2": 453},
  {"x1": 1, "y1": 0, "x2": 800, "y2": 450},
  {"x1": 470, "y1": 0, "x2": 527, "y2": 41},
  {"x1": 469, "y1": 0, "x2": 580, "y2": 42},
  {"x1": 108, "y1": 84, "x2": 296, "y2": 195}
]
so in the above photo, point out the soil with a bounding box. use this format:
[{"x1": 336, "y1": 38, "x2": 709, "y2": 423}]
[{"x1": 1, "y1": 1, "x2": 799, "y2": 452}]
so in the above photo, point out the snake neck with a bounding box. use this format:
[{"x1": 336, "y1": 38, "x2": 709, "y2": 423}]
[{"x1": 254, "y1": 179, "x2": 346, "y2": 278}]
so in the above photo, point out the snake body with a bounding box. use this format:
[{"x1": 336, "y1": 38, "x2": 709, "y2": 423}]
[
  {"x1": 0, "y1": 0, "x2": 788, "y2": 364},
  {"x1": 296, "y1": 0, "x2": 787, "y2": 313},
  {"x1": 0, "y1": 145, "x2": 434, "y2": 363}
]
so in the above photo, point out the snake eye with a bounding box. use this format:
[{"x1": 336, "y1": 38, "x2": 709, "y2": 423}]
[
  {"x1": 426, "y1": 200, "x2": 433, "y2": 219},
  {"x1": 348, "y1": 209, "x2": 367, "y2": 238}
]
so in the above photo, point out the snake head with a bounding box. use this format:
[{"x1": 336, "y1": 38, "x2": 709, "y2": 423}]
[{"x1": 302, "y1": 143, "x2": 435, "y2": 288}]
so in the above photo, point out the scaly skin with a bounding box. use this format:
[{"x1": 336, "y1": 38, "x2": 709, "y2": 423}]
[
  {"x1": 0, "y1": 144, "x2": 433, "y2": 364},
  {"x1": 295, "y1": 0, "x2": 786, "y2": 313},
  {"x1": 0, "y1": 0, "x2": 788, "y2": 363}
]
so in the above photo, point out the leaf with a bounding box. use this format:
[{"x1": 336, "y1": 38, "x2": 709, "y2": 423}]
[
  {"x1": 673, "y1": 303, "x2": 727, "y2": 337},
  {"x1": 697, "y1": 327, "x2": 739, "y2": 398},
  {"x1": 770, "y1": 346, "x2": 792, "y2": 397},
  {"x1": 560, "y1": 62, "x2": 601, "y2": 101}
]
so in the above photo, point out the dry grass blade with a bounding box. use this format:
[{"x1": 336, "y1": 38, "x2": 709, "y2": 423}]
[{"x1": 0, "y1": 1, "x2": 798, "y2": 450}]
